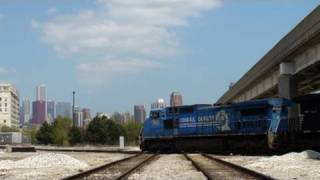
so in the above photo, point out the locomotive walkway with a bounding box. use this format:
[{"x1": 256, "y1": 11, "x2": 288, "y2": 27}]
[
  {"x1": 63, "y1": 152, "x2": 158, "y2": 180},
  {"x1": 184, "y1": 153, "x2": 275, "y2": 180}
]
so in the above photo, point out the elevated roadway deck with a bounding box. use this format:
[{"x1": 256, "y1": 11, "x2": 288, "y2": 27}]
[{"x1": 218, "y1": 5, "x2": 320, "y2": 104}]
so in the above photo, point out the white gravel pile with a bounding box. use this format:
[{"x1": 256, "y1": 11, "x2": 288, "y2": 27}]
[
  {"x1": 0, "y1": 152, "x2": 89, "y2": 180},
  {"x1": 0, "y1": 153, "x2": 88, "y2": 170},
  {"x1": 129, "y1": 154, "x2": 206, "y2": 180},
  {"x1": 247, "y1": 150, "x2": 320, "y2": 180}
]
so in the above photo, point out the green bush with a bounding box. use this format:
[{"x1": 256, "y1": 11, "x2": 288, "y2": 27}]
[
  {"x1": 69, "y1": 126, "x2": 85, "y2": 145},
  {"x1": 86, "y1": 116, "x2": 125, "y2": 145},
  {"x1": 122, "y1": 121, "x2": 142, "y2": 145},
  {"x1": 22, "y1": 128, "x2": 38, "y2": 144},
  {"x1": 36, "y1": 122, "x2": 54, "y2": 145},
  {"x1": 0, "y1": 125, "x2": 19, "y2": 132},
  {"x1": 52, "y1": 117, "x2": 72, "y2": 146},
  {"x1": 34, "y1": 115, "x2": 143, "y2": 146}
]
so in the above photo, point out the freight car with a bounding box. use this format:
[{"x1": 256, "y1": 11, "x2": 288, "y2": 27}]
[{"x1": 139, "y1": 97, "x2": 320, "y2": 153}]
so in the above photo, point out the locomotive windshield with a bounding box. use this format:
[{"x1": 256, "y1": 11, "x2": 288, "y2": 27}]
[{"x1": 150, "y1": 111, "x2": 160, "y2": 119}]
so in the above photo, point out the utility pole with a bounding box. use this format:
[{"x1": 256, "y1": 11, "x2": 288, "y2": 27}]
[{"x1": 72, "y1": 91, "x2": 75, "y2": 126}]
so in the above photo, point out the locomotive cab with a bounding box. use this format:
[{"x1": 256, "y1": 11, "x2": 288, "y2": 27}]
[
  {"x1": 138, "y1": 127, "x2": 144, "y2": 150},
  {"x1": 140, "y1": 109, "x2": 165, "y2": 151},
  {"x1": 293, "y1": 94, "x2": 320, "y2": 150},
  {"x1": 267, "y1": 101, "x2": 291, "y2": 149}
]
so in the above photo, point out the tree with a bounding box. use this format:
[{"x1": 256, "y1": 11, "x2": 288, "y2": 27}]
[
  {"x1": 122, "y1": 121, "x2": 142, "y2": 145},
  {"x1": 69, "y1": 126, "x2": 84, "y2": 145},
  {"x1": 111, "y1": 112, "x2": 125, "y2": 124},
  {"x1": 0, "y1": 125, "x2": 19, "y2": 132},
  {"x1": 22, "y1": 127, "x2": 38, "y2": 144},
  {"x1": 36, "y1": 122, "x2": 53, "y2": 145},
  {"x1": 106, "y1": 120, "x2": 125, "y2": 144},
  {"x1": 111, "y1": 112, "x2": 134, "y2": 124},
  {"x1": 86, "y1": 116, "x2": 125, "y2": 145},
  {"x1": 52, "y1": 117, "x2": 72, "y2": 146}
]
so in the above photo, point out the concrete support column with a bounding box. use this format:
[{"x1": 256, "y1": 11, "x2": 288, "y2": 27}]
[
  {"x1": 278, "y1": 62, "x2": 299, "y2": 133},
  {"x1": 278, "y1": 75, "x2": 298, "y2": 99}
]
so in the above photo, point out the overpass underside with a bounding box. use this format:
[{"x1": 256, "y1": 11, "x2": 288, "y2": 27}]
[
  {"x1": 217, "y1": 5, "x2": 320, "y2": 104},
  {"x1": 216, "y1": 5, "x2": 320, "y2": 146},
  {"x1": 296, "y1": 61, "x2": 320, "y2": 95},
  {"x1": 220, "y1": 43, "x2": 320, "y2": 104}
]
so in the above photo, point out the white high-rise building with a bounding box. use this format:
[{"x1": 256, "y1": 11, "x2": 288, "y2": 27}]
[
  {"x1": 21, "y1": 98, "x2": 31, "y2": 124},
  {"x1": 0, "y1": 83, "x2": 20, "y2": 128},
  {"x1": 36, "y1": 84, "x2": 47, "y2": 101},
  {"x1": 47, "y1": 100, "x2": 55, "y2": 122},
  {"x1": 74, "y1": 106, "x2": 83, "y2": 127}
]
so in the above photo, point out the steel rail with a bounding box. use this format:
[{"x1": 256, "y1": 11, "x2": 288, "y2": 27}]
[
  {"x1": 202, "y1": 154, "x2": 276, "y2": 180},
  {"x1": 185, "y1": 153, "x2": 276, "y2": 180},
  {"x1": 115, "y1": 153, "x2": 158, "y2": 180},
  {"x1": 63, "y1": 153, "x2": 142, "y2": 180},
  {"x1": 183, "y1": 153, "x2": 213, "y2": 180},
  {"x1": 63, "y1": 152, "x2": 157, "y2": 180}
]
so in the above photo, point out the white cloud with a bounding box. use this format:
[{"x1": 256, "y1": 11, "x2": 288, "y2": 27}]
[
  {"x1": 0, "y1": 67, "x2": 7, "y2": 74},
  {"x1": 0, "y1": 67, "x2": 15, "y2": 74},
  {"x1": 77, "y1": 58, "x2": 160, "y2": 85},
  {"x1": 47, "y1": 7, "x2": 58, "y2": 15},
  {"x1": 33, "y1": 0, "x2": 221, "y2": 84}
]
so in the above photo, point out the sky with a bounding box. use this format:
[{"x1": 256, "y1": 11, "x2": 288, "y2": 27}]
[{"x1": 0, "y1": 0, "x2": 319, "y2": 114}]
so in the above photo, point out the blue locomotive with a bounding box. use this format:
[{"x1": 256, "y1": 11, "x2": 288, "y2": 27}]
[{"x1": 140, "y1": 97, "x2": 320, "y2": 152}]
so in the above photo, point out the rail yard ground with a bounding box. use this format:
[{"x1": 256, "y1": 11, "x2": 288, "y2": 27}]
[{"x1": 0, "y1": 147, "x2": 319, "y2": 180}]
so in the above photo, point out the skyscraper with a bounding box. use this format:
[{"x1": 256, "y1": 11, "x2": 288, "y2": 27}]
[
  {"x1": 56, "y1": 102, "x2": 72, "y2": 119},
  {"x1": 21, "y1": 99, "x2": 31, "y2": 125},
  {"x1": 36, "y1": 84, "x2": 47, "y2": 120},
  {"x1": 74, "y1": 106, "x2": 83, "y2": 127},
  {"x1": 32, "y1": 101, "x2": 46, "y2": 124},
  {"x1": 170, "y1": 91, "x2": 183, "y2": 107},
  {"x1": 47, "y1": 100, "x2": 55, "y2": 122},
  {"x1": 111, "y1": 112, "x2": 125, "y2": 124},
  {"x1": 82, "y1": 108, "x2": 91, "y2": 120},
  {"x1": 134, "y1": 105, "x2": 146, "y2": 123},
  {"x1": 36, "y1": 84, "x2": 47, "y2": 101},
  {"x1": 82, "y1": 108, "x2": 92, "y2": 127},
  {"x1": 0, "y1": 83, "x2": 20, "y2": 128},
  {"x1": 19, "y1": 107, "x2": 23, "y2": 125}
]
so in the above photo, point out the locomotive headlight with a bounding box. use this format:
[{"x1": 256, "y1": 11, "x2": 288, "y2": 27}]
[{"x1": 272, "y1": 106, "x2": 281, "y2": 112}]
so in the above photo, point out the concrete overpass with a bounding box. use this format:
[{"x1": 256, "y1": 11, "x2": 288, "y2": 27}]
[{"x1": 217, "y1": 5, "x2": 320, "y2": 105}]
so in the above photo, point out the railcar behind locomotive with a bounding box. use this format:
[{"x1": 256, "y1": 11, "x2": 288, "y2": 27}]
[{"x1": 139, "y1": 96, "x2": 320, "y2": 153}]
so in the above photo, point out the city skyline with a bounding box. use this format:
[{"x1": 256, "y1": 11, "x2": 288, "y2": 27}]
[{"x1": 1, "y1": 1, "x2": 320, "y2": 113}]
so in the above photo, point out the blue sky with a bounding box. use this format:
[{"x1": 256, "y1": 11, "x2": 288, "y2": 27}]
[{"x1": 0, "y1": 0, "x2": 319, "y2": 114}]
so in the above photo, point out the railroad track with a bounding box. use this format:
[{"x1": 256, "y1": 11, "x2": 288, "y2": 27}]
[
  {"x1": 184, "y1": 153, "x2": 275, "y2": 180},
  {"x1": 63, "y1": 153, "x2": 158, "y2": 180}
]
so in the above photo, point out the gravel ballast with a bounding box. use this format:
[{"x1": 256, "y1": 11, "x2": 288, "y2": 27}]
[
  {"x1": 128, "y1": 154, "x2": 206, "y2": 180},
  {"x1": 0, "y1": 152, "x2": 88, "y2": 180},
  {"x1": 1, "y1": 149, "x2": 319, "y2": 180},
  {"x1": 247, "y1": 150, "x2": 320, "y2": 180},
  {"x1": 221, "y1": 150, "x2": 320, "y2": 180},
  {"x1": 0, "y1": 151, "x2": 131, "y2": 180},
  {"x1": 0, "y1": 153, "x2": 88, "y2": 169}
]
